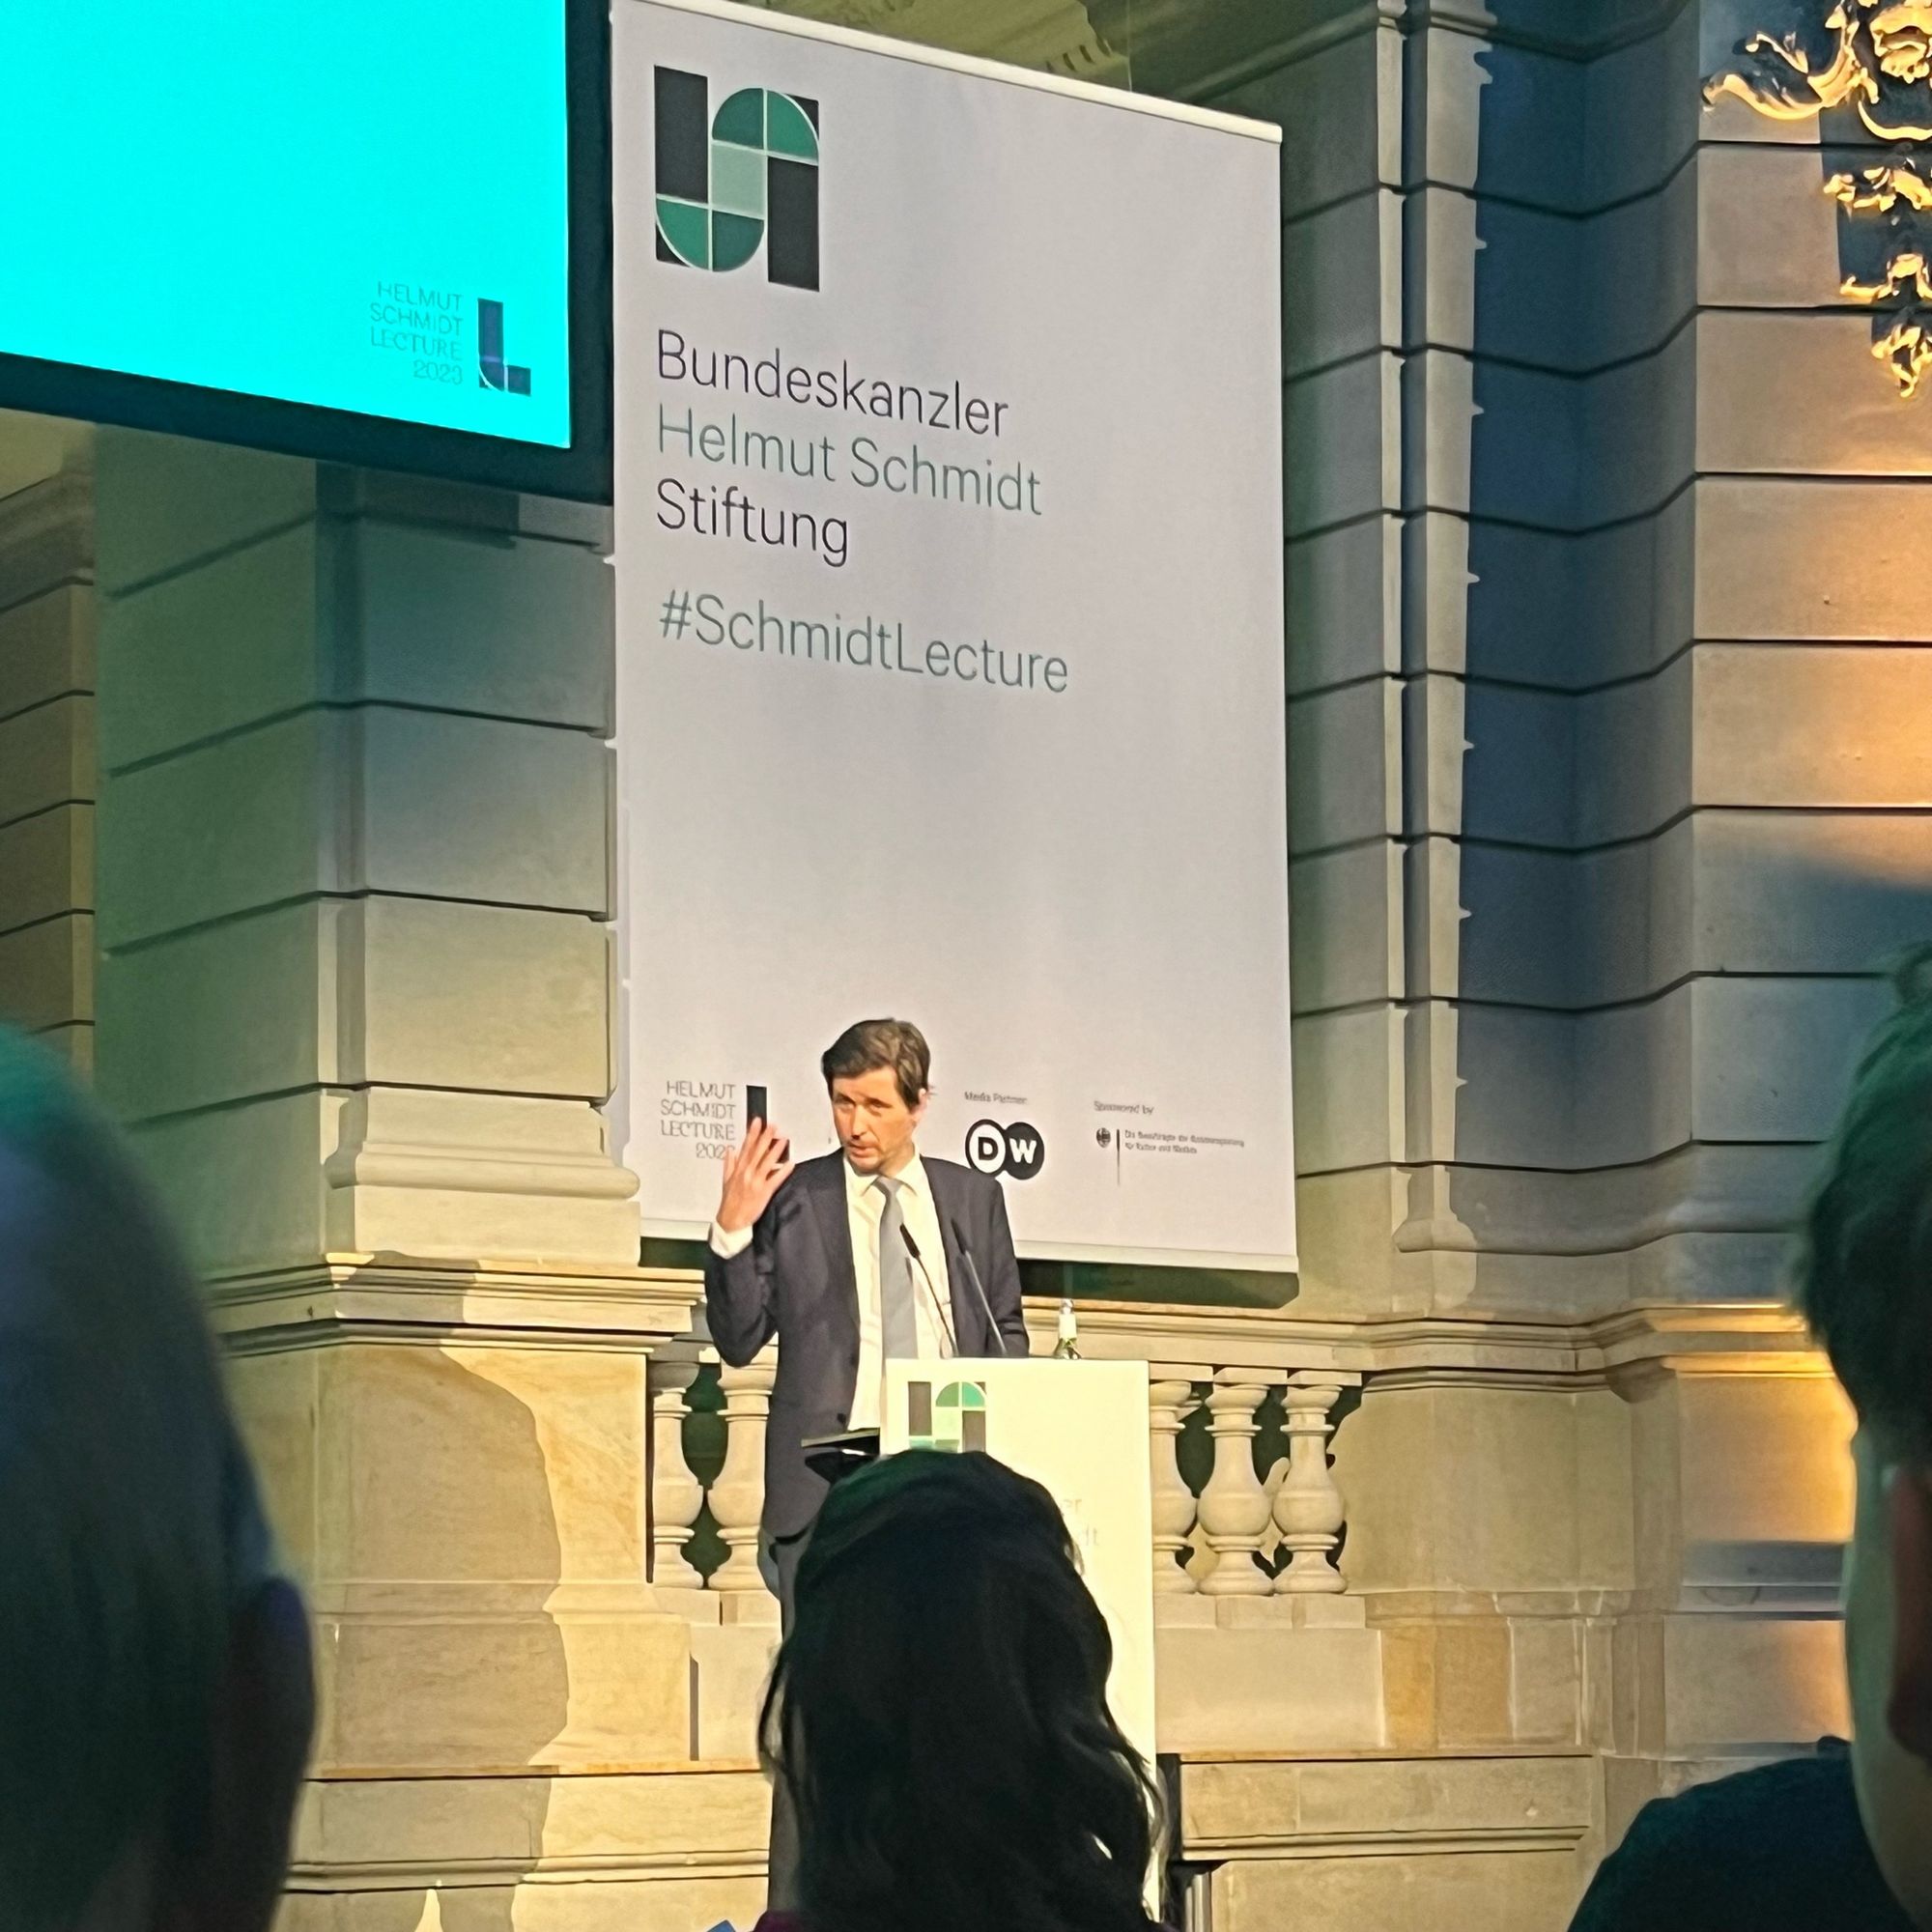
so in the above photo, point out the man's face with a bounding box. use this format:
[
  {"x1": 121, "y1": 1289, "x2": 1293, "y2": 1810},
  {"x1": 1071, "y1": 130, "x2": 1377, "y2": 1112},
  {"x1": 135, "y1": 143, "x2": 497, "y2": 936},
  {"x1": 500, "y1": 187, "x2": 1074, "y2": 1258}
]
[
  {"x1": 830, "y1": 1065, "x2": 923, "y2": 1176},
  {"x1": 1844, "y1": 1425, "x2": 1932, "y2": 1923}
]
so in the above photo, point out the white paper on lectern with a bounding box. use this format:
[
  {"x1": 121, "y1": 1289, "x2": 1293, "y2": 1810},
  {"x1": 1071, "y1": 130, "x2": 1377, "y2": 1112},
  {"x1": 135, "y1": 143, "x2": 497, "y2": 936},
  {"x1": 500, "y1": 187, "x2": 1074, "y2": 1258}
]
[{"x1": 880, "y1": 1357, "x2": 1156, "y2": 1773}]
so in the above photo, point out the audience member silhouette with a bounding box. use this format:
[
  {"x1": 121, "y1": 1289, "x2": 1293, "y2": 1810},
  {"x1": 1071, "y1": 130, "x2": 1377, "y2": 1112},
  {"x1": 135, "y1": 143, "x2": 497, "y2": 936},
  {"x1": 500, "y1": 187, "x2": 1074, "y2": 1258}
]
[
  {"x1": 754, "y1": 1448, "x2": 1166, "y2": 1932},
  {"x1": 1572, "y1": 947, "x2": 1932, "y2": 1931},
  {"x1": 1568, "y1": 1739, "x2": 1908, "y2": 1931},
  {"x1": 0, "y1": 1029, "x2": 314, "y2": 1932}
]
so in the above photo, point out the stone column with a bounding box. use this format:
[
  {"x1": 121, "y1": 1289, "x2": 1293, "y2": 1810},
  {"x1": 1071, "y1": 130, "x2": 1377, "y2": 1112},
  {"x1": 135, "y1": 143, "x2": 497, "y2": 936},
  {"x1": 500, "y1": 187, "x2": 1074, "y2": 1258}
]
[
  {"x1": 649, "y1": 1356, "x2": 709, "y2": 1591},
  {"x1": 709, "y1": 1353, "x2": 780, "y2": 1611},
  {"x1": 89, "y1": 430, "x2": 700, "y2": 1798},
  {"x1": 1149, "y1": 1378, "x2": 1202, "y2": 1596},
  {"x1": 1196, "y1": 1377, "x2": 1275, "y2": 1598},
  {"x1": 0, "y1": 448, "x2": 95, "y2": 1066},
  {"x1": 1272, "y1": 1375, "x2": 1349, "y2": 1596},
  {"x1": 1210, "y1": 11, "x2": 1406, "y2": 1323}
]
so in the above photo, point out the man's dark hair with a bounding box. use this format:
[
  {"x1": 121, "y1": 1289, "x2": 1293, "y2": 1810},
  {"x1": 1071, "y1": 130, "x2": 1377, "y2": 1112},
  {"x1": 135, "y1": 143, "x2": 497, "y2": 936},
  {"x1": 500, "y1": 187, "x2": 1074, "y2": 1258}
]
[
  {"x1": 1794, "y1": 944, "x2": 1932, "y2": 1461},
  {"x1": 761, "y1": 1450, "x2": 1161, "y2": 1932},
  {"x1": 821, "y1": 1018, "x2": 930, "y2": 1110}
]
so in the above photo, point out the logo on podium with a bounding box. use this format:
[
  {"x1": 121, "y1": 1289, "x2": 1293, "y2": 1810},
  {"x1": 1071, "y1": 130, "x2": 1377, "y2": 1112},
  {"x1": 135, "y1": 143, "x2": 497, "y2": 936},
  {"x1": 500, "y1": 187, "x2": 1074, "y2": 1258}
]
[{"x1": 907, "y1": 1379, "x2": 987, "y2": 1454}]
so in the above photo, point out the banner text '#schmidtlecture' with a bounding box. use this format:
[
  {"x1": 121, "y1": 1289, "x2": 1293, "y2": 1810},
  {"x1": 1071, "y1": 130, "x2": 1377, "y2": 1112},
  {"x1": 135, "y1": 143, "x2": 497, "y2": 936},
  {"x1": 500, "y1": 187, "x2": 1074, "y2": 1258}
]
[{"x1": 657, "y1": 589, "x2": 1070, "y2": 696}]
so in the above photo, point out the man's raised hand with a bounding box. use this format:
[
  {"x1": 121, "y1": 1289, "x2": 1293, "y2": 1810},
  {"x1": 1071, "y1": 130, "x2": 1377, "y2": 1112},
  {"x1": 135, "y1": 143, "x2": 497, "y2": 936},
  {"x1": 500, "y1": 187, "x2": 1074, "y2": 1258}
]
[{"x1": 717, "y1": 1118, "x2": 794, "y2": 1235}]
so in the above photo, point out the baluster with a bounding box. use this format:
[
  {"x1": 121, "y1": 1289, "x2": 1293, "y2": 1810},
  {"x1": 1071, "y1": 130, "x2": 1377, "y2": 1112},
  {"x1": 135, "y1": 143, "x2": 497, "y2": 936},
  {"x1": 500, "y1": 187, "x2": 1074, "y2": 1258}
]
[
  {"x1": 1197, "y1": 1375, "x2": 1274, "y2": 1597},
  {"x1": 647, "y1": 1357, "x2": 706, "y2": 1589},
  {"x1": 1273, "y1": 1375, "x2": 1348, "y2": 1595},
  {"x1": 710, "y1": 1351, "x2": 778, "y2": 1597},
  {"x1": 1149, "y1": 1379, "x2": 1201, "y2": 1595}
]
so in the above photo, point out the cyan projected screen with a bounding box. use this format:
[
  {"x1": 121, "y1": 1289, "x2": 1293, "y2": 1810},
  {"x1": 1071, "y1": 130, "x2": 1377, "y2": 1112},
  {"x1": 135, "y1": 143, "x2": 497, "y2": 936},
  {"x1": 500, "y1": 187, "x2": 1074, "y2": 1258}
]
[{"x1": 1, "y1": 2, "x2": 572, "y2": 447}]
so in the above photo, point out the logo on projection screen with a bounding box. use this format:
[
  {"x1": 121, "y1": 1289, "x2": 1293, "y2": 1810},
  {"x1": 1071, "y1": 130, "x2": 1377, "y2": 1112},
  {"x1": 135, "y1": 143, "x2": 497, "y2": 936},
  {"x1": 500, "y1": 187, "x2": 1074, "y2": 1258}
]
[
  {"x1": 653, "y1": 67, "x2": 821, "y2": 288},
  {"x1": 476, "y1": 299, "x2": 531, "y2": 396},
  {"x1": 966, "y1": 1120, "x2": 1046, "y2": 1181}
]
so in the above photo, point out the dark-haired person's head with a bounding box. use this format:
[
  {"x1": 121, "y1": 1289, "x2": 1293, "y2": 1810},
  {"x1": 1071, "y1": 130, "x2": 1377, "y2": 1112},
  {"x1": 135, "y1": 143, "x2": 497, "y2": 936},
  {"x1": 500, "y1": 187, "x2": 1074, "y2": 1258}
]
[
  {"x1": 820, "y1": 1019, "x2": 930, "y2": 1178},
  {"x1": 1796, "y1": 946, "x2": 1932, "y2": 1924},
  {"x1": 0, "y1": 1029, "x2": 314, "y2": 1932},
  {"x1": 760, "y1": 1449, "x2": 1161, "y2": 1932}
]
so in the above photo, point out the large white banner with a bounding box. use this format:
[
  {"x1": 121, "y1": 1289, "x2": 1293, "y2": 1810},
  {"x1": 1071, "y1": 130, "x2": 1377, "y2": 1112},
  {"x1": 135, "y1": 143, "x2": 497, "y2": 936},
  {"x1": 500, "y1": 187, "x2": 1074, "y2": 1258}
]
[{"x1": 613, "y1": 0, "x2": 1293, "y2": 1268}]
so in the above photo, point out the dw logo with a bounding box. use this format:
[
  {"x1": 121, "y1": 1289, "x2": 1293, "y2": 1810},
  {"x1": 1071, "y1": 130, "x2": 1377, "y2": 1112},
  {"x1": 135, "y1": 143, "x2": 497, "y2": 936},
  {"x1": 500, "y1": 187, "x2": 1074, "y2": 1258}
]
[
  {"x1": 654, "y1": 67, "x2": 820, "y2": 289},
  {"x1": 966, "y1": 1120, "x2": 1046, "y2": 1181}
]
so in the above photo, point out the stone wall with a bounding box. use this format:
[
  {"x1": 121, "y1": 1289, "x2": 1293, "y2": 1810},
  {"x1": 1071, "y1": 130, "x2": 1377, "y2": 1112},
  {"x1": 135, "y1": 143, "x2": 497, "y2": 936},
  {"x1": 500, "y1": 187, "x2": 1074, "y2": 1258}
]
[
  {"x1": 1185, "y1": 0, "x2": 1923, "y2": 1914},
  {"x1": 1241, "y1": 0, "x2": 1926, "y2": 1323},
  {"x1": 83, "y1": 434, "x2": 727, "y2": 1932}
]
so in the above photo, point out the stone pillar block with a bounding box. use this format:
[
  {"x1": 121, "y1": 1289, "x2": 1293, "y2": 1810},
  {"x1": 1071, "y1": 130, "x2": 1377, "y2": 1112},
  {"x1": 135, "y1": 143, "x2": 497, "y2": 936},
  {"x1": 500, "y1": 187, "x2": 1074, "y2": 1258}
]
[
  {"x1": 92, "y1": 428, "x2": 637, "y2": 1273},
  {"x1": 225, "y1": 1293, "x2": 698, "y2": 1776}
]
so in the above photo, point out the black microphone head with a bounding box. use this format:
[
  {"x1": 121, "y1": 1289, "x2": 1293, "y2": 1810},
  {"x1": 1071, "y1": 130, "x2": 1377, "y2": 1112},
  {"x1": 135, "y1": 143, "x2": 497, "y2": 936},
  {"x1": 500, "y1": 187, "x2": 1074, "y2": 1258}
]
[{"x1": 900, "y1": 1222, "x2": 923, "y2": 1261}]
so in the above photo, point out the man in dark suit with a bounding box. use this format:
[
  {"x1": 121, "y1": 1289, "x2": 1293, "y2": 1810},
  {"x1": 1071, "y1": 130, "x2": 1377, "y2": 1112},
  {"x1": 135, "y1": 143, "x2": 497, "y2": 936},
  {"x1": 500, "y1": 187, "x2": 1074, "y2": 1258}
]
[{"x1": 704, "y1": 1016, "x2": 1030, "y2": 1620}]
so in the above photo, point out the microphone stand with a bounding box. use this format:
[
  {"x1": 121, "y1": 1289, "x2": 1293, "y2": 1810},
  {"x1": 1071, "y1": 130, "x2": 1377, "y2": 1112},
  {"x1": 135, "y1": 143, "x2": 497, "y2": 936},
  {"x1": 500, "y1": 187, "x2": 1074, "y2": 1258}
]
[
  {"x1": 899, "y1": 1223, "x2": 958, "y2": 1354},
  {"x1": 952, "y1": 1227, "x2": 1009, "y2": 1358}
]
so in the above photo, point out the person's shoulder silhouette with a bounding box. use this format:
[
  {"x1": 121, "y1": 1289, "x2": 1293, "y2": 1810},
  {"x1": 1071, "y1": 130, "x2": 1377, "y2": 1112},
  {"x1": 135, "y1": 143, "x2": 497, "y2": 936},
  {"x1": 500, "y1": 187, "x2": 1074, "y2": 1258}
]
[{"x1": 1569, "y1": 1744, "x2": 1912, "y2": 1932}]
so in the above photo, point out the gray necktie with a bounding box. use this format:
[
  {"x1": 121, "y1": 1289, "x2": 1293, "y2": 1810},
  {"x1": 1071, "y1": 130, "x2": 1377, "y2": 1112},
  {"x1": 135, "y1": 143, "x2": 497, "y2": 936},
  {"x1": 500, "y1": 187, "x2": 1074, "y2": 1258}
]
[{"x1": 873, "y1": 1176, "x2": 919, "y2": 1358}]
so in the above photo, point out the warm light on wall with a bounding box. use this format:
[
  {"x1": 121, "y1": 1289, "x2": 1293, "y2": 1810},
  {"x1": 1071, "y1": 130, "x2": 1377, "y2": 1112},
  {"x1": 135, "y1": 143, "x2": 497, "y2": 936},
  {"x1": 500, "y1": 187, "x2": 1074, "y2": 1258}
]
[{"x1": 1707, "y1": 2, "x2": 1932, "y2": 394}]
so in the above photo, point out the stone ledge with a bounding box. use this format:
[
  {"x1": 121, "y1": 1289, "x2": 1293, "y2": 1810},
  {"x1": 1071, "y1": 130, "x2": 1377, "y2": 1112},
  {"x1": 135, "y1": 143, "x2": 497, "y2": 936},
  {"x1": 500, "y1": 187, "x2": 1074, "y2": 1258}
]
[
  {"x1": 1158, "y1": 1594, "x2": 1368, "y2": 1629},
  {"x1": 1415, "y1": 0, "x2": 1690, "y2": 61},
  {"x1": 1174, "y1": 1748, "x2": 1597, "y2": 1857},
  {"x1": 1063, "y1": 1296, "x2": 1817, "y2": 1382},
  {"x1": 209, "y1": 1255, "x2": 704, "y2": 1350},
  {"x1": 661, "y1": 1292, "x2": 1821, "y2": 1383},
  {"x1": 303, "y1": 1580, "x2": 687, "y2": 1617},
  {"x1": 289, "y1": 1763, "x2": 770, "y2": 1889}
]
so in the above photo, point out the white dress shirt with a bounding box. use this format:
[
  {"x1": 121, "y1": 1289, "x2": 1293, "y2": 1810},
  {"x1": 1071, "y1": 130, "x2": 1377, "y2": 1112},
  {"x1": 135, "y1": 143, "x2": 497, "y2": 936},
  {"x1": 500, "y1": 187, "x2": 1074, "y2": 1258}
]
[{"x1": 708, "y1": 1151, "x2": 955, "y2": 1429}]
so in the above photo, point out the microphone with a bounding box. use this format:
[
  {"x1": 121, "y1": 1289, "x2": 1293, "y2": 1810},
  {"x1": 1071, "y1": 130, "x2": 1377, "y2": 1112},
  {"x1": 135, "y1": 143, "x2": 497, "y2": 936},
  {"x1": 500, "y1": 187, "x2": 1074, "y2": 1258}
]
[
  {"x1": 951, "y1": 1223, "x2": 1010, "y2": 1358},
  {"x1": 899, "y1": 1223, "x2": 958, "y2": 1355}
]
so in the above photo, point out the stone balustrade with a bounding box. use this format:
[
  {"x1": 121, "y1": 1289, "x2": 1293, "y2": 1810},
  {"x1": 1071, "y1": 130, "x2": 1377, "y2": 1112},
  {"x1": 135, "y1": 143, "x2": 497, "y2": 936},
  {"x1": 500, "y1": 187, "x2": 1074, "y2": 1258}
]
[
  {"x1": 646, "y1": 1340, "x2": 1359, "y2": 1608},
  {"x1": 642, "y1": 1301, "x2": 1836, "y2": 1774},
  {"x1": 1157, "y1": 1370, "x2": 1358, "y2": 1598}
]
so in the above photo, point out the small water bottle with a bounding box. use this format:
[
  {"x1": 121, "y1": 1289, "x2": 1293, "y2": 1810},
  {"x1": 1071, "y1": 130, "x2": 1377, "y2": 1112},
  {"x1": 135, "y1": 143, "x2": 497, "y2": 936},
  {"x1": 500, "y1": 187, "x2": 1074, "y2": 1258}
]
[{"x1": 1052, "y1": 1295, "x2": 1081, "y2": 1360}]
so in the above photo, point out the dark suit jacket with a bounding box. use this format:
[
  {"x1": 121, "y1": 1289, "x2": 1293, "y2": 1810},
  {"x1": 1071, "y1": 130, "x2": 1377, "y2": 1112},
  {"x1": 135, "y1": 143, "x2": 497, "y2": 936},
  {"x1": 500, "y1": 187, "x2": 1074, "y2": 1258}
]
[{"x1": 703, "y1": 1150, "x2": 1031, "y2": 1544}]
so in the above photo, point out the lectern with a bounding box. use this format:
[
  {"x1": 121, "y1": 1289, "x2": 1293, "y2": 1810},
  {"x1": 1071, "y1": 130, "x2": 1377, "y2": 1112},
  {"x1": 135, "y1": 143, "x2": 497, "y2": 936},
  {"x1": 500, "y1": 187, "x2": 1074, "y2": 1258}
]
[{"x1": 881, "y1": 1357, "x2": 1156, "y2": 1774}]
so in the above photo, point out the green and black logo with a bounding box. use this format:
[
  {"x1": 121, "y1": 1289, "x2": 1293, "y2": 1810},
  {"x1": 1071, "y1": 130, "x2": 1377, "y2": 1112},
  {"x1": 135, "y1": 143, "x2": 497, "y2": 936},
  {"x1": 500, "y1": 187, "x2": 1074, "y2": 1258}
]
[
  {"x1": 907, "y1": 1380, "x2": 989, "y2": 1455},
  {"x1": 654, "y1": 68, "x2": 820, "y2": 290},
  {"x1": 476, "y1": 299, "x2": 530, "y2": 395}
]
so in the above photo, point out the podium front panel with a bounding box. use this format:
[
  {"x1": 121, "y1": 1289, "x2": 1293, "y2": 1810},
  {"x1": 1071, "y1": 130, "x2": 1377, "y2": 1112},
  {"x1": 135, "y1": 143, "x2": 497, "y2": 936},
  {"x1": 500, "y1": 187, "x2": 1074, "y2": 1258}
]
[{"x1": 882, "y1": 1358, "x2": 1156, "y2": 1773}]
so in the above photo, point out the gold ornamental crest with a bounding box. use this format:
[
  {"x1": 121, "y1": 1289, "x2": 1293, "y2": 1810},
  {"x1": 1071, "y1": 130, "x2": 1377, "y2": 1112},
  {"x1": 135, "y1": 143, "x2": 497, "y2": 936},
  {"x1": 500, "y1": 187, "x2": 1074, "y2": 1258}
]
[{"x1": 1708, "y1": 1, "x2": 1932, "y2": 393}]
